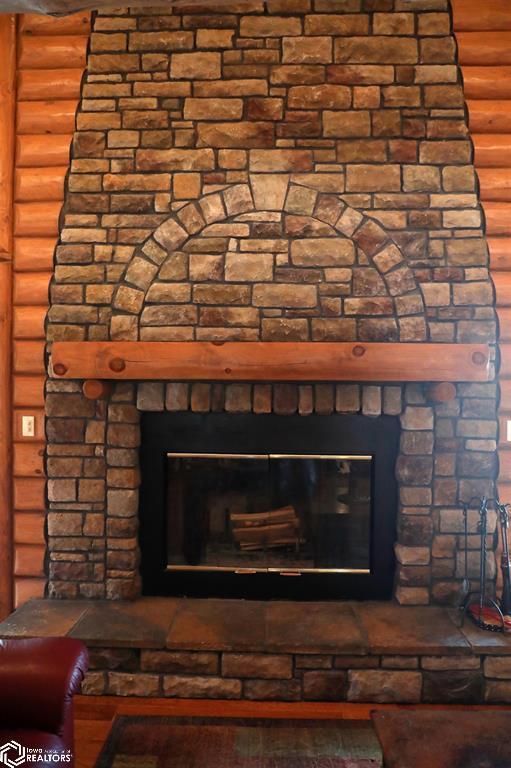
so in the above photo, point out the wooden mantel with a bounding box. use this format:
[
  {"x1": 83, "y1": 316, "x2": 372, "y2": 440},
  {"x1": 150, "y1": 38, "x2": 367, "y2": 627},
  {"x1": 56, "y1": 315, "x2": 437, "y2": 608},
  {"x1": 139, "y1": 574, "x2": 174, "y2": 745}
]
[{"x1": 50, "y1": 341, "x2": 493, "y2": 383}]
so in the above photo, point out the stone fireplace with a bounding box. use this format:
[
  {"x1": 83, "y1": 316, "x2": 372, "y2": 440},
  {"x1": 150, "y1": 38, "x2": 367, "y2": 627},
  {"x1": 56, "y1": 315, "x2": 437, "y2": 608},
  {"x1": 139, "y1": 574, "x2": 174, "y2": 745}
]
[{"x1": 45, "y1": 0, "x2": 498, "y2": 608}]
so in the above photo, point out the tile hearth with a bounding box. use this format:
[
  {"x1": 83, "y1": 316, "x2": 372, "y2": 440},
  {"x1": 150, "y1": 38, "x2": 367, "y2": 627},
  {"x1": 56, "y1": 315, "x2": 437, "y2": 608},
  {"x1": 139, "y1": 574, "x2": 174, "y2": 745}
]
[{"x1": 1, "y1": 598, "x2": 510, "y2": 704}]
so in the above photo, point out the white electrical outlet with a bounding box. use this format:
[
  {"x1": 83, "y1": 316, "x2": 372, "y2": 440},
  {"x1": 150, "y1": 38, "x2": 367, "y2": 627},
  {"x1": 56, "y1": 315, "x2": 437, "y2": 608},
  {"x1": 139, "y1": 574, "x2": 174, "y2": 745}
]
[
  {"x1": 507, "y1": 419, "x2": 511, "y2": 442},
  {"x1": 21, "y1": 415, "x2": 35, "y2": 437}
]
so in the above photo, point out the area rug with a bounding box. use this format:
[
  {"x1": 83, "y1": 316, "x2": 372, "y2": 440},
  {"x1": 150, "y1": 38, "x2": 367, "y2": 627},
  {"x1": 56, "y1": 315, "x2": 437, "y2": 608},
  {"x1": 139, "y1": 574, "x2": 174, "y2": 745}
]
[
  {"x1": 95, "y1": 715, "x2": 383, "y2": 768},
  {"x1": 372, "y1": 710, "x2": 511, "y2": 768}
]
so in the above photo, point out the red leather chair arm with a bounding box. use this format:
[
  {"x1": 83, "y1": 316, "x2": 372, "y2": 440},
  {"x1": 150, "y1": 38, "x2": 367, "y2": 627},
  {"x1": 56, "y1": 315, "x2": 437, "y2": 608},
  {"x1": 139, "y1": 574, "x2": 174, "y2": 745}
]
[{"x1": 0, "y1": 638, "x2": 89, "y2": 735}]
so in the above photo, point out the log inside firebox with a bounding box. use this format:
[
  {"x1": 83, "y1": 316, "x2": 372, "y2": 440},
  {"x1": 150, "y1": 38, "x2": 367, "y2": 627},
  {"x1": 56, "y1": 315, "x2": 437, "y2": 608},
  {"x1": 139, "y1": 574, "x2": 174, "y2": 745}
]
[{"x1": 230, "y1": 506, "x2": 303, "y2": 551}]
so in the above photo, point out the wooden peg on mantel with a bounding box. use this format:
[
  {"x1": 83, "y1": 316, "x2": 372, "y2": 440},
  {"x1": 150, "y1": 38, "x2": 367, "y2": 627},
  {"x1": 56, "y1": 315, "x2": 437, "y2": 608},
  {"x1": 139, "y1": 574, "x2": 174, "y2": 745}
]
[
  {"x1": 83, "y1": 380, "x2": 113, "y2": 400},
  {"x1": 426, "y1": 382, "x2": 457, "y2": 403}
]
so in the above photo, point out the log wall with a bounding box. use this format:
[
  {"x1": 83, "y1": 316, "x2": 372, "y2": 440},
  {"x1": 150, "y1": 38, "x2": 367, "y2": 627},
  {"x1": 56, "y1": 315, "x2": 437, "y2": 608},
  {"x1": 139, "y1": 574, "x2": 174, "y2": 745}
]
[
  {"x1": 11, "y1": 12, "x2": 89, "y2": 608},
  {"x1": 451, "y1": 0, "x2": 511, "y2": 502},
  {"x1": 0, "y1": 16, "x2": 16, "y2": 620}
]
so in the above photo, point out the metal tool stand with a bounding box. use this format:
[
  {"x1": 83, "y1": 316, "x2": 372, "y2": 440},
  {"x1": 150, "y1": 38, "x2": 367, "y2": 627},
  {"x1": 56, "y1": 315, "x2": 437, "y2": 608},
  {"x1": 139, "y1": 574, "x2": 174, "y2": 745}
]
[{"x1": 460, "y1": 496, "x2": 506, "y2": 633}]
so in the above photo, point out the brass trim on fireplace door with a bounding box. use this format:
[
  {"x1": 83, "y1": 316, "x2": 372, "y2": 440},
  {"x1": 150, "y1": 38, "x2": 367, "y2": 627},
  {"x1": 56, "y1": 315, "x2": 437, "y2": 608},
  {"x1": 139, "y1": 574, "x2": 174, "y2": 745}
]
[
  {"x1": 166, "y1": 565, "x2": 371, "y2": 574},
  {"x1": 167, "y1": 452, "x2": 266, "y2": 460},
  {"x1": 270, "y1": 454, "x2": 372, "y2": 461},
  {"x1": 166, "y1": 452, "x2": 373, "y2": 460},
  {"x1": 166, "y1": 452, "x2": 373, "y2": 576},
  {"x1": 165, "y1": 452, "x2": 373, "y2": 577}
]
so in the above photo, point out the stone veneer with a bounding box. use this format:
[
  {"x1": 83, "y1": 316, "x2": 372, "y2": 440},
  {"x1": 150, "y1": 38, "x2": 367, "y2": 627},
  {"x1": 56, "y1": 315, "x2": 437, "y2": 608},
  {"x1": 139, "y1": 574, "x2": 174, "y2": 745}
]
[
  {"x1": 45, "y1": 0, "x2": 499, "y2": 605},
  {"x1": 2, "y1": 599, "x2": 511, "y2": 703},
  {"x1": 85, "y1": 644, "x2": 511, "y2": 703},
  {"x1": 46, "y1": 378, "x2": 498, "y2": 603}
]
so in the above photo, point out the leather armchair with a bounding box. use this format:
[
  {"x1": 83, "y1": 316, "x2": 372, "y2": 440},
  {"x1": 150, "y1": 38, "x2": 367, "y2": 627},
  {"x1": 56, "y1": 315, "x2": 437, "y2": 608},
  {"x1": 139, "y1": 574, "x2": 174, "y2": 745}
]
[{"x1": 0, "y1": 638, "x2": 89, "y2": 763}]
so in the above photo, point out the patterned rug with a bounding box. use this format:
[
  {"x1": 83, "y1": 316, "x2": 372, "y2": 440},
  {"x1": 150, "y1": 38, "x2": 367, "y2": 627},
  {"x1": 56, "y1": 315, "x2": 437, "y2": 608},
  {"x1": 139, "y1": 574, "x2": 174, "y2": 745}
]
[{"x1": 95, "y1": 715, "x2": 383, "y2": 768}]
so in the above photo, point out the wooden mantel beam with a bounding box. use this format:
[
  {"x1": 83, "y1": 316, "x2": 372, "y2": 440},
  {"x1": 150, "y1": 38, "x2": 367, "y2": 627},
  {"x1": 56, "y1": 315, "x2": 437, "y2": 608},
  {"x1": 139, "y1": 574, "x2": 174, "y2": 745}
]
[{"x1": 50, "y1": 341, "x2": 492, "y2": 383}]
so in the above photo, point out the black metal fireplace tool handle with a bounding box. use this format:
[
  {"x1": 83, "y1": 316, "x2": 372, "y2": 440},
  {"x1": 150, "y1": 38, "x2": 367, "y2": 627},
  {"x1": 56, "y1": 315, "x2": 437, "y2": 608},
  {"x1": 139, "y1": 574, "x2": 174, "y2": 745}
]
[
  {"x1": 497, "y1": 499, "x2": 511, "y2": 617},
  {"x1": 459, "y1": 496, "x2": 508, "y2": 633}
]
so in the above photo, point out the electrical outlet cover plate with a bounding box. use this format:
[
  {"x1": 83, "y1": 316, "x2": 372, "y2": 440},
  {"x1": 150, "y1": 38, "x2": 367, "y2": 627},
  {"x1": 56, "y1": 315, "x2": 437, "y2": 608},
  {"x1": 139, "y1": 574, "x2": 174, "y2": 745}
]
[{"x1": 21, "y1": 415, "x2": 35, "y2": 437}]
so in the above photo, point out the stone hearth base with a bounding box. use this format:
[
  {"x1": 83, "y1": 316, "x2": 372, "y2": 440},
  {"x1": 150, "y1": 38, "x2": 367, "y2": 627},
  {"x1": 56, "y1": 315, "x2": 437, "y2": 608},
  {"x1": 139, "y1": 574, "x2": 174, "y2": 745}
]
[{"x1": 1, "y1": 599, "x2": 510, "y2": 704}]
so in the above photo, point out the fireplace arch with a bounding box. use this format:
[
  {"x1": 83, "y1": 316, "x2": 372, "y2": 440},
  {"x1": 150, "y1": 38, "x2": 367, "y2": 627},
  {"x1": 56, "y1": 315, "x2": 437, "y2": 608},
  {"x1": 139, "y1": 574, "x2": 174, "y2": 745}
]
[{"x1": 109, "y1": 179, "x2": 426, "y2": 343}]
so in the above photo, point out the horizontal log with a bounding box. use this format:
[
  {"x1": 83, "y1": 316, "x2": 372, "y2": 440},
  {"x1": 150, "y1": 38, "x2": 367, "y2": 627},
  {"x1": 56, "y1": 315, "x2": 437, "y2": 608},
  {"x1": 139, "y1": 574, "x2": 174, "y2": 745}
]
[
  {"x1": 18, "y1": 69, "x2": 82, "y2": 101},
  {"x1": 13, "y1": 341, "x2": 45, "y2": 375},
  {"x1": 15, "y1": 166, "x2": 67, "y2": 203},
  {"x1": 18, "y1": 35, "x2": 88, "y2": 70},
  {"x1": 463, "y1": 68, "x2": 511, "y2": 100},
  {"x1": 483, "y1": 202, "x2": 511, "y2": 236},
  {"x1": 498, "y1": 343, "x2": 511, "y2": 377},
  {"x1": 19, "y1": 12, "x2": 90, "y2": 36},
  {"x1": 12, "y1": 375, "x2": 45, "y2": 407},
  {"x1": 499, "y1": 378, "x2": 511, "y2": 410},
  {"x1": 478, "y1": 168, "x2": 511, "y2": 202},
  {"x1": 499, "y1": 460, "x2": 511, "y2": 488},
  {"x1": 499, "y1": 453, "x2": 511, "y2": 484},
  {"x1": 13, "y1": 578, "x2": 45, "y2": 608},
  {"x1": 13, "y1": 409, "x2": 45, "y2": 441},
  {"x1": 499, "y1": 449, "x2": 511, "y2": 480},
  {"x1": 17, "y1": 134, "x2": 73, "y2": 168},
  {"x1": 493, "y1": 272, "x2": 511, "y2": 305},
  {"x1": 452, "y1": 0, "x2": 511, "y2": 31},
  {"x1": 17, "y1": 100, "x2": 77, "y2": 135},
  {"x1": 13, "y1": 442, "x2": 44, "y2": 477},
  {"x1": 13, "y1": 272, "x2": 50, "y2": 306},
  {"x1": 488, "y1": 237, "x2": 511, "y2": 271},
  {"x1": 498, "y1": 307, "x2": 511, "y2": 340},
  {"x1": 457, "y1": 32, "x2": 511, "y2": 66},
  {"x1": 14, "y1": 512, "x2": 45, "y2": 545},
  {"x1": 14, "y1": 202, "x2": 61, "y2": 237},
  {"x1": 13, "y1": 306, "x2": 47, "y2": 339},
  {"x1": 50, "y1": 341, "x2": 492, "y2": 383},
  {"x1": 13, "y1": 476, "x2": 45, "y2": 510},
  {"x1": 14, "y1": 237, "x2": 55, "y2": 271},
  {"x1": 497, "y1": 481, "x2": 511, "y2": 501},
  {"x1": 467, "y1": 101, "x2": 511, "y2": 134},
  {"x1": 473, "y1": 135, "x2": 511, "y2": 168},
  {"x1": 13, "y1": 544, "x2": 45, "y2": 577}
]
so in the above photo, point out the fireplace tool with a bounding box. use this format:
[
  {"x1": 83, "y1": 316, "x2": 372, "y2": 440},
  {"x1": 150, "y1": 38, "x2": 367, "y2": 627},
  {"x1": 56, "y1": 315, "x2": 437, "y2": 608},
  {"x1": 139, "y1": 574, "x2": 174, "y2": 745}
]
[
  {"x1": 461, "y1": 501, "x2": 470, "y2": 599},
  {"x1": 496, "y1": 499, "x2": 511, "y2": 618},
  {"x1": 460, "y1": 496, "x2": 506, "y2": 633}
]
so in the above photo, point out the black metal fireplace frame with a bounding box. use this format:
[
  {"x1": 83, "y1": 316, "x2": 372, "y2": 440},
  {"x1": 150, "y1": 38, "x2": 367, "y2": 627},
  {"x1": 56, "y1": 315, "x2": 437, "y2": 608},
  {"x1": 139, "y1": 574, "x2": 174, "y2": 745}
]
[{"x1": 139, "y1": 411, "x2": 399, "y2": 601}]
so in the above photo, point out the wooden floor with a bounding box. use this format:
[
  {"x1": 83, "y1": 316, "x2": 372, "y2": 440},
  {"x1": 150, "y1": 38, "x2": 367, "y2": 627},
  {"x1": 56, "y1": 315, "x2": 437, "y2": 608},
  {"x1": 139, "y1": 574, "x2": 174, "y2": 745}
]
[{"x1": 74, "y1": 695, "x2": 511, "y2": 768}]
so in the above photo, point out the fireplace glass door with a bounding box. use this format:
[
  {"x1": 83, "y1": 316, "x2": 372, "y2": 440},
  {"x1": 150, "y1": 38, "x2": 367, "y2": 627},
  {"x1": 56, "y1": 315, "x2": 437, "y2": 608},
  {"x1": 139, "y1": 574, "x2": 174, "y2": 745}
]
[
  {"x1": 139, "y1": 412, "x2": 398, "y2": 600},
  {"x1": 166, "y1": 453, "x2": 372, "y2": 574}
]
